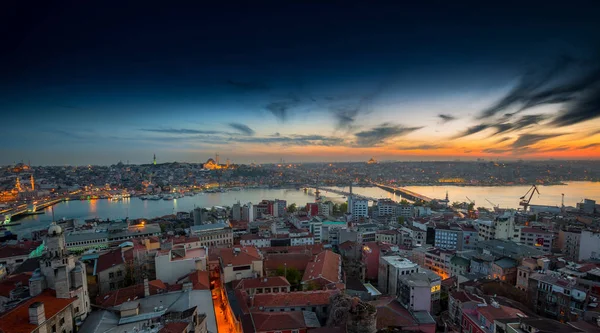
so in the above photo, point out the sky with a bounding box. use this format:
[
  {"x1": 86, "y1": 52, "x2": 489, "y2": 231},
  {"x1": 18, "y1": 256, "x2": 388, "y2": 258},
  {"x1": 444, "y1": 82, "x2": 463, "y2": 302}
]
[{"x1": 1, "y1": 1, "x2": 600, "y2": 165}]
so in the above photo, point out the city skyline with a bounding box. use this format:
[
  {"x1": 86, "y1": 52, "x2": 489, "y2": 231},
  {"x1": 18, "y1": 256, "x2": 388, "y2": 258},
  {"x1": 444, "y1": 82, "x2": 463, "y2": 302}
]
[{"x1": 2, "y1": 2, "x2": 600, "y2": 165}]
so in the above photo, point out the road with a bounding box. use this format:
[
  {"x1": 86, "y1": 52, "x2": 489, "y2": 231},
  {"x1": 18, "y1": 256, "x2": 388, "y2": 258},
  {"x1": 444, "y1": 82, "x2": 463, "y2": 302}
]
[{"x1": 212, "y1": 286, "x2": 237, "y2": 333}]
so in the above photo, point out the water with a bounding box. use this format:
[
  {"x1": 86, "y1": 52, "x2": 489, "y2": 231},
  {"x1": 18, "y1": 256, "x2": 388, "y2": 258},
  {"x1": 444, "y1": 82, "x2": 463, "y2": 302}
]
[
  {"x1": 325, "y1": 181, "x2": 600, "y2": 209},
  {"x1": 7, "y1": 188, "x2": 328, "y2": 237},
  {"x1": 7, "y1": 182, "x2": 600, "y2": 238}
]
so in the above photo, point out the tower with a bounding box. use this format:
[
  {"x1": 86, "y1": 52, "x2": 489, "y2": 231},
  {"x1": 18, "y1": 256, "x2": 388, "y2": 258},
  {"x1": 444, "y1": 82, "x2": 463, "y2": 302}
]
[
  {"x1": 33, "y1": 222, "x2": 91, "y2": 319},
  {"x1": 30, "y1": 174, "x2": 35, "y2": 191},
  {"x1": 153, "y1": 153, "x2": 156, "y2": 165},
  {"x1": 215, "y1": 152, "x2": 220, "y2": 165},
  {"x1": 445, "y1": 191, "x2": 449, "y2": 201},
  {"x1": 15, "y1": 177, "x2": 22, "y2": 192}
]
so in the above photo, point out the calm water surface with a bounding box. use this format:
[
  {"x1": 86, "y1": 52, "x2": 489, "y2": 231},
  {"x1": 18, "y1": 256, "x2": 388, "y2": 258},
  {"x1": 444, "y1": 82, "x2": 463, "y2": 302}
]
[{"x1": 7, "y1": 182, "x2": 600, "y2": 237}]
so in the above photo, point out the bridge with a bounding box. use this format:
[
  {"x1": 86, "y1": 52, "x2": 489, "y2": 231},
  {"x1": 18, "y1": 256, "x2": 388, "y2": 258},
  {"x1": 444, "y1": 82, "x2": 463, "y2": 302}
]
[
  {"x1": 318, "y1": 187, "x2": 380, "y2": 202},
  {"x1": 1, "y1": 197, "x2": 67, "y2": 224},
  {"x1": 372, "y1": 183, "x2": 432, "y2": 203}
]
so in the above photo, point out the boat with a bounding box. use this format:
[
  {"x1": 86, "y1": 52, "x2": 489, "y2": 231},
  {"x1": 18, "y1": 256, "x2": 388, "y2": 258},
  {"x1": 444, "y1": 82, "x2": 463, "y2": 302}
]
[
  {"x1": 163, "y1": 194, "x2": 174, "y2": 200},
  {"x1": 147, "y1": 195, "x2": 160, "y2": 200}
]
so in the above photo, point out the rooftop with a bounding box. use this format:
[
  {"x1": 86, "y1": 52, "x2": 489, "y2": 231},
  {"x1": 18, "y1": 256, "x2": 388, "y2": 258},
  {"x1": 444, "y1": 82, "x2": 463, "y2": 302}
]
[
  {"x1": 252, "y1": 311, "x2": 320, "y2": 331},
  {"x1": 95, "y1": 249, "x2": 126, "y2": 274},
  {"x1": 233, "y1": 276, "x2": 290, "y2": 290},
  {"x1": 301, "y1": 250, "x2": 341, "y2": 284},
  {"x1": 252, "y1": 290, "x2": 338, "y2": 308},
  {"x1": 0, "y1": 290, "x2": 75, "y2": 333},
  {"x1": 381, "y1": 256, "x2": 418, "y2": 269},
  {"x1": 220, "y1": 246, "x2": 261, "y2": 267},
  {"x1": 190, "y1": 222, "x2": 230, "y2": 233}
]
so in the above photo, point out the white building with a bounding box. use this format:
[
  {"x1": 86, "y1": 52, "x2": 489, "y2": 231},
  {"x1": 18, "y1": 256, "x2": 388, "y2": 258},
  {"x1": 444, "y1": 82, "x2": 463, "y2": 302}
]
[
  {"x1": 579, "y1": 230, "x2": 600, "y2": 261},
  {"x1": 351, "y1": 198, "x2": 369, "y2": 222},
  {"x1": 378, "y1": 256, "x2": 420, "y2": 296},
  {"x1": 398, "y1": 269, "x2": 441, "y2": 312},
  {"x1": 242, "y1": 202, "x2": 254, "y2": 222},
  {"x1": 154, "y1": 246, "x2": 207, "y2": 284}
]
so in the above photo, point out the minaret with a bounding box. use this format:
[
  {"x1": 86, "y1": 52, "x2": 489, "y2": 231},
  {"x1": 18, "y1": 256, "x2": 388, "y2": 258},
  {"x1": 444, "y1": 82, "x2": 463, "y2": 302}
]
[
  {"x1": 215, "y1": 152, "x2": 220, "y2": 165},
  {"x1": 445, "y1": 191, "x2": 449, "y2": 201},
  {"x1": 153, "y1": 153, "x2": 156, "y2": 165},
  {"x1": 30, "y1": 174, "x2": 35, "y2": 191},
  {"x1": 15, "y1": 177, "x2": 22, "y2": 192}
]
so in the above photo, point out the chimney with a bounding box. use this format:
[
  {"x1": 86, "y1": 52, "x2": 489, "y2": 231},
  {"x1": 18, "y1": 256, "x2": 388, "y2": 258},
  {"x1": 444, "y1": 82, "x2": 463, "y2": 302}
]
[
  {"x1": 144, "y1": 278, "x2": 150, "y2": 297},
  {"x1": 29, "y1": 302, "x2": 45, "y2": 325},
  {"x1": 182, "y1": 282, "x2": 193, "y2": 291}
]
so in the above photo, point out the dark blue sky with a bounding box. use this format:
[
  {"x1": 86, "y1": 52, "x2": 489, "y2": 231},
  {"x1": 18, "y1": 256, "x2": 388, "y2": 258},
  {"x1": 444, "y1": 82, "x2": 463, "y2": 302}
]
[{"x1": 2, "y1": 1, "x2": 600, "y2": 165}]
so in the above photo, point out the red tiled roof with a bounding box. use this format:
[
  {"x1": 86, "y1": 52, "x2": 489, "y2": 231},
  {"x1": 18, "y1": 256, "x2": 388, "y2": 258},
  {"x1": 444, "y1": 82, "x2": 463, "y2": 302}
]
[
  {"x1": 264, "y1": 253, "x2": 313, "y2": 272},
  {"x1": 96, "y1": 249, "x2": 125, "y2": 274},
  {"x1": 477, "y1": 304, "x2": 525, "y2": 321},
  {"x1": 0, "y1": 245, "x2": 32, "y2": 259},
  {"x1": 0, "y1": 272, "x2": 33, "y2": 297},
  {"x1": 96, "y1": 279, "x2": 167, "y2": 307},
  {"x1": 172, "y1": 236, "x2": 200, "y2": 245},
  {"x1": 371, "y1": 296, "x2": 421, "y2": 329},
  {"x1": 252, "y1": 290, "x2": 338, "y2": 308},
  {"x1": 219, "y1": 246, "x2": 261, "y2": 267},
  {"x1": 259, "y1": 244, "x2": 324, "y2": 256},
  {"x1": 233, "y1": 276, "x2": 290, "y2": 290},
  {"x1": 0, "y1": 290, "x2": 75, "y2": 333},
  {"x1": 301, "y1": 250, "x2": 341, "y2": 285},
  {"x1": 252, "y1": 311, "x2": 307, "y2": 332},
  {"x1": 338, "y1": 241, "x2": 358, "y2": 251},
  {"x1": 184, "y1": 270, "x2": 210, "y2": 290},
  {"x1": 159, "y1": 321, "x2": 189, "y2": 333}
]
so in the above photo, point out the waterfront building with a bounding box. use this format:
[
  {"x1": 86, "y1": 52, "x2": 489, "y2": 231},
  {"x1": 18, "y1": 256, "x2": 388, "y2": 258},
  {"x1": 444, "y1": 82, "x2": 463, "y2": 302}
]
[{"x1": 65, "y1": 222, "x2": 161, "y2": 252}]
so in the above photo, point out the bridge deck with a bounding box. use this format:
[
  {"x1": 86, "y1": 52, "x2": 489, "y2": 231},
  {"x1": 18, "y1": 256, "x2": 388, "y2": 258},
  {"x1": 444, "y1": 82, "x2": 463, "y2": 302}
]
[{"x1": 372, "y1": 183, "x2": 432, "y2": 202}]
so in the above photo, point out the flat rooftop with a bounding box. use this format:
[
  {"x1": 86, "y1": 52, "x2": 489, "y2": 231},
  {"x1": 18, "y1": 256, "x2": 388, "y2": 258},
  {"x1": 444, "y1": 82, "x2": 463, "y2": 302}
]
[{"x1": 381, "y1": 256, "x2": 418, "y2": 269}]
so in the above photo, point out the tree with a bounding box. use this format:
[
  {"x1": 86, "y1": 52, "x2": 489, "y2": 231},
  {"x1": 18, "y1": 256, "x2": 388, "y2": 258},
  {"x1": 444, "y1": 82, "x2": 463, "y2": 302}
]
[
  {"x1": 400, "y1": 199, "x2": 410, "y2": 206},
  {"x1": 451, "y1": 201, "x2": 462, "y2": 209},
  {"x1": 275, "y1": 266, "x2": 302, "y2": 286},
  {"x1": 468, "y1": 202, "x2": 475, "y2": 211},
  {"x1": 287, "y1": 203, "x2": 297, "y2": 213},
  {"x1": 339, "y1": 202, "x2": 348, "y2": 214},
  {"x1": 397, "y1": 216, "x2": 405, "y2": 225}
]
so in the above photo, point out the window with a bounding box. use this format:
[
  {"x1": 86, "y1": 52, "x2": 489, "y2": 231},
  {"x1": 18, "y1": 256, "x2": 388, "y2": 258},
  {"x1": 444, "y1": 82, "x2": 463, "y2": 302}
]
[
  {"x1": 117, "y1": 270, "x2": 122, "y2": 277},
  {"x1": 109, "y1": 272, "x2": 114, "y2": 278},
  {"x1": 110, "y1": 282, "x2": 116, "y2": 289},
  {"x1": 52, "y1": 325, "x2": 57, "y2": 333}
]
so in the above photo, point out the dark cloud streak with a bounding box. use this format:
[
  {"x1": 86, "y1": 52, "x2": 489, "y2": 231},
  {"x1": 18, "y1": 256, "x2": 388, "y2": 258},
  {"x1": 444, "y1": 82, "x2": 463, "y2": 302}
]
[{"x1": 228, "y1": 123, "x2": 255, "y2": 136}]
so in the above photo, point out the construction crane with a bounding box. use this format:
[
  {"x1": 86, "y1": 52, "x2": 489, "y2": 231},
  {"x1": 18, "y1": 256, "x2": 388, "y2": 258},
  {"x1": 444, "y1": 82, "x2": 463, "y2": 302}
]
[
  {"x1": 519, "y1": 185, "x2": 540, "y2": 211},
  {"x1": 485, "y1": 198, "x2": 499, "y2": 208},
  {"x1": 466, "y1": 196, "x2": 475, "y2": 204}
]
